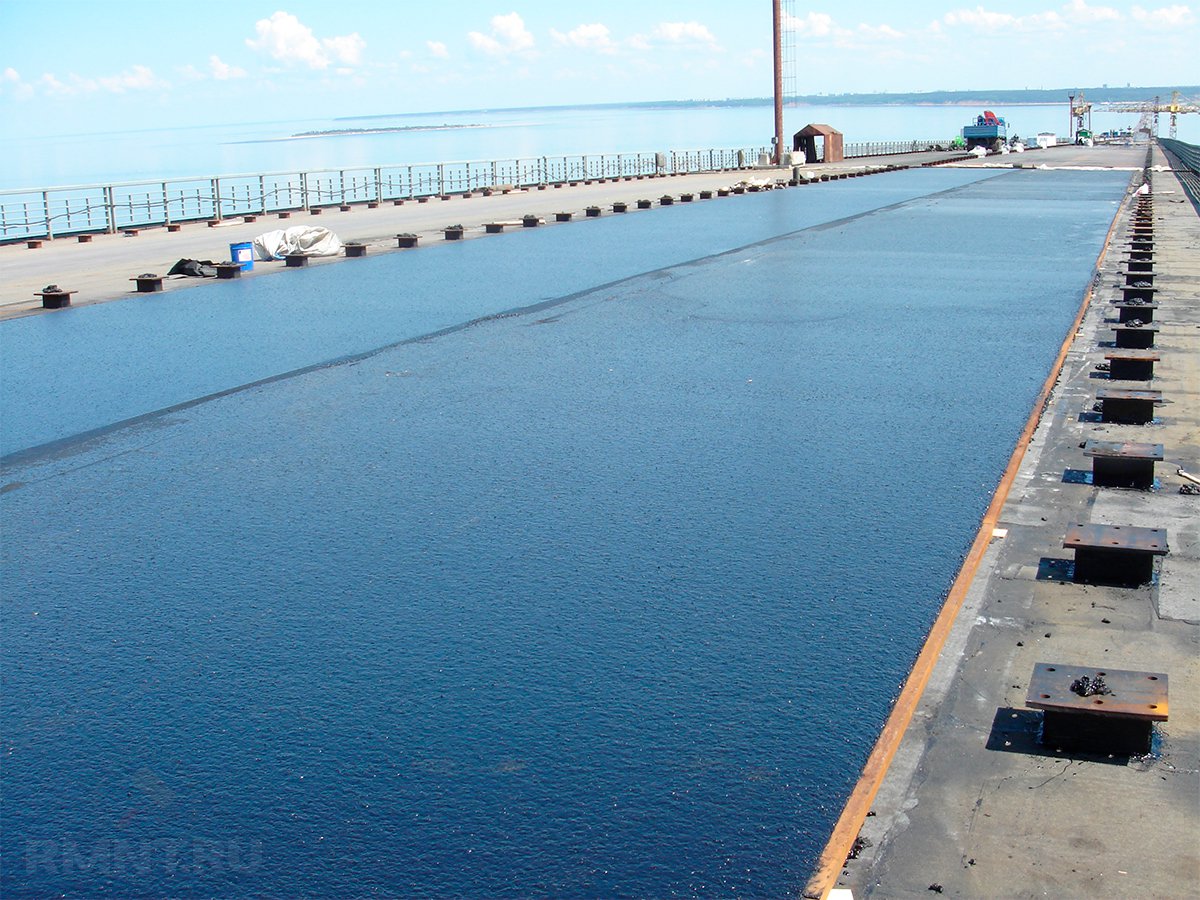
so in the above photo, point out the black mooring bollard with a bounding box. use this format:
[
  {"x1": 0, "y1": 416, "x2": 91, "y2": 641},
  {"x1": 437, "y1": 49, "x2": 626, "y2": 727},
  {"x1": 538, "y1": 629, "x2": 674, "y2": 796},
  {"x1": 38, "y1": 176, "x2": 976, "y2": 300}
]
[
  {"x1": 36, "y1": 285, "x2": 75, "y2": 308},
  {"x1": 131, "y1": 273, "x2": 164, "y2": 293}
]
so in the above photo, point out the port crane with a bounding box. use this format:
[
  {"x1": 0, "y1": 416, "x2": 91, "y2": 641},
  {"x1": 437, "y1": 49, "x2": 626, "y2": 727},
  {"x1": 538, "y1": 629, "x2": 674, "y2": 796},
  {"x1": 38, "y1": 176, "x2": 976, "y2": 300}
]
[
  {"x1": 1093, "y1": 91, "x2": 1200, "y2": 139},
  {"x1": 1068, "y1": 92, "x2": 1093, "y2": 143}
]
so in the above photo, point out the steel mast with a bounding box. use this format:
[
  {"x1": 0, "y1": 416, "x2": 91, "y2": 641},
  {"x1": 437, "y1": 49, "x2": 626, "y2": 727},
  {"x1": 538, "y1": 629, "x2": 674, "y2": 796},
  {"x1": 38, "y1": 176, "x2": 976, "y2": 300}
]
[{"x1": 773, "y1": 0, "x2": 784, "y2": 164}]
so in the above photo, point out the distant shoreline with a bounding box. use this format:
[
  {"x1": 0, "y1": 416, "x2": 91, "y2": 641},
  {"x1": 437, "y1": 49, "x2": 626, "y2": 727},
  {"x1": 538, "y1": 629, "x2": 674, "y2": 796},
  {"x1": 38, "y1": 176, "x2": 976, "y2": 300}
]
[
  {"x1": 335, "y1": 85, "x2": 1198, "y2": 122},
  {"x1": 295, "y1": 123, "x2": 488, "y2": 138},
  {"x1": 235, "y1": 124, "x2": 494, "y2": 144}
]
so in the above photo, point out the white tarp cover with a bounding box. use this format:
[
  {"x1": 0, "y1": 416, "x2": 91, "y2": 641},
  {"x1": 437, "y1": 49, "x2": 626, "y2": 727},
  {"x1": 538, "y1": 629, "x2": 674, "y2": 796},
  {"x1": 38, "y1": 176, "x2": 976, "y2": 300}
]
[{"x1": 253, "y1": 226, "x2": 343, "y2": 260}]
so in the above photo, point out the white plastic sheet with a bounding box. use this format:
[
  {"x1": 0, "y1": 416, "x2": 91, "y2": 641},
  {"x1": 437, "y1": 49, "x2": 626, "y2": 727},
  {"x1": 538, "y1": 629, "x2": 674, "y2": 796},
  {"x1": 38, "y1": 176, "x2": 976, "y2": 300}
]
[{"x1": 253, "y1": 226, "x2": 343, "y2": 260}]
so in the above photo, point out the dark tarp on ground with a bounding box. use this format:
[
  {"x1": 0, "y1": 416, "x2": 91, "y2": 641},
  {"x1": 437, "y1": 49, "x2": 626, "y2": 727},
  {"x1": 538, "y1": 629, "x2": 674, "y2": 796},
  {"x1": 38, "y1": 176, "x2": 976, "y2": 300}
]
[{"x1": 167, "y1": 259, "x2": 218, "y2": 277}]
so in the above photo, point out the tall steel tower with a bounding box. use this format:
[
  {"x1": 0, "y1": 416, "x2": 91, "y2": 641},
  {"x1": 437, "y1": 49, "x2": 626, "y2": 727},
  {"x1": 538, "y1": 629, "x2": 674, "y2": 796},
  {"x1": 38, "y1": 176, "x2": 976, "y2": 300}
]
[{"x1": 773, "y1": 0, "x2": 784, "y2": 164}]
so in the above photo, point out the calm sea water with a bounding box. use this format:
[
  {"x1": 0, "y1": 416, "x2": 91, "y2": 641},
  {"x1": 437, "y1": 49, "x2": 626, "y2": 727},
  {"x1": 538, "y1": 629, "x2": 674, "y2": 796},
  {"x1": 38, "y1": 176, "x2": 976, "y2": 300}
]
[
  {"x1": 3, "y1": 102, "x2": 1183, "y2": 191},
  {"x1": 1, "y1": 168, "x2": 1130, "y2": 897}
]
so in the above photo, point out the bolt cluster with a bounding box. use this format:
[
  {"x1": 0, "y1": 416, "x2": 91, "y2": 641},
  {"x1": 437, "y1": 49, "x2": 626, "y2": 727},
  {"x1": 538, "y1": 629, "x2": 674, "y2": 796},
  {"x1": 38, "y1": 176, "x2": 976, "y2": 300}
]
[{"x1": 1069, "y1": 675, "x2": 1111, "y2": 697}]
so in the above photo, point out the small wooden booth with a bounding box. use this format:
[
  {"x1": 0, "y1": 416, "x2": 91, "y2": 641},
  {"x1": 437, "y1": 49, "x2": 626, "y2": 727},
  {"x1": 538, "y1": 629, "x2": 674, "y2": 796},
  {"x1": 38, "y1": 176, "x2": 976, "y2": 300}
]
[{"x1": 792, "y1": 124, "x2": 844, "y2": 164}]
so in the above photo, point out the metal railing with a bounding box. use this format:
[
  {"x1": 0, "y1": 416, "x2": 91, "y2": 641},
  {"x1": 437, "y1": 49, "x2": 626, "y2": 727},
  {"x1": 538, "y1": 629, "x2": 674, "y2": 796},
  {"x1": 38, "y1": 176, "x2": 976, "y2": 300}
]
[
  {"x1": 843, "y1": 139, "x2": 948, "y2": 158},
  {"x1": 1, "y1": 138, "x2": 963, "y2": 242},
  {"x1": 0, "y1": 147, "x2": 770, "y2": 242},
  {"x1": 1158, "y1": 137, "x2": 1200, "y2": 212}
]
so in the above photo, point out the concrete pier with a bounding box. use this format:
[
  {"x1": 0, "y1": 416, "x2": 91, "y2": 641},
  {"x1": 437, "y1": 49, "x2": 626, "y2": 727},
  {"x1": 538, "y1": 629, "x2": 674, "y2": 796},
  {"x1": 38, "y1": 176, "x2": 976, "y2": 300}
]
[
  {"x1": 2, "y1": 141, "x2": 1181, "y2": 897},
  {"x1": 809, "y1": 145, "x2": 1198, "y2": 899}
]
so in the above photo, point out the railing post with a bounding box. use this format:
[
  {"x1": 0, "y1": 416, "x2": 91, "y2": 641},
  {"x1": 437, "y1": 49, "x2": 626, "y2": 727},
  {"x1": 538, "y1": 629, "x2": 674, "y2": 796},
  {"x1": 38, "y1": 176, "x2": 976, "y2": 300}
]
[
  {"x1": 300, "y1": 172, "x2": 309, "y2": 210},
  {"x1": 42, "y1": 190, "x2": 53, "y2": 239},
  {"x1": 437, "y1": 163, "x2": 444, "y2": 196},
  {"x1": 104, "y1": 185, "x2": 116, "y2": 233},
  {"x1": 374, "y1": 167, "x2": 382, "y2": 201},
  {"x1": 213, "y1": 178, "x2": 223, "y2": 221}
]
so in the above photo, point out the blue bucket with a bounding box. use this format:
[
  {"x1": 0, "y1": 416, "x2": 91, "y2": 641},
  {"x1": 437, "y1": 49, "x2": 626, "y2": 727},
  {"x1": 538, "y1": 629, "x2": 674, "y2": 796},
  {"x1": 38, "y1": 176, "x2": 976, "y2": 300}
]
[{"x1": 229, "y1": 241, "x2": 254, "y2": 271}]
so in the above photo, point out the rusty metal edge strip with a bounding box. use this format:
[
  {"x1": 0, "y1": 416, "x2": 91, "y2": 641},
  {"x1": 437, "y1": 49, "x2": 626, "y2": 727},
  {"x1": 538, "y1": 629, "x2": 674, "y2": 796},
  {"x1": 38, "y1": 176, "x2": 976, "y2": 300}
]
[{"x1": 800, "y1": 177, "x2": 1129, "y2": 900}]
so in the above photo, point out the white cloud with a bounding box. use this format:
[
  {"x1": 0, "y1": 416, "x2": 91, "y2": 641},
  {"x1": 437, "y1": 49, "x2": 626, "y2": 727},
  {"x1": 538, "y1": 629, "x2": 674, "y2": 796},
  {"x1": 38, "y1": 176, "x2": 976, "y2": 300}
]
[
  {"x1": 784, "y1": 13, "x2": 908, "y2": 47},
  {"x1": 494, "y1": 13, "x2": 535, "y2": 50},
  {"x1": 0, "y1": 66, "x2": 34, "y2": 99},
  {"x1": 97, "y1": 64, "x2": 164, "y2": 93},
  {"x1": 209, "y1": 55, "x2": 246, "y2": 80},
  {"x1": 468, "y1": 12, "x2": 535, "y2": 55},
  {"x1": 1064, "y1": 0, "x2": 1121, "y2": 21},
  {"x1": 943, "y1": 6, "x2": 1020, "y2": 28},
  {"x1": 40, "y1": 72, "x2": 73, "y2": 95},
  {"x1": 324, "y1": 33, "x2": 365, "y2": 65},
  {"x1": 551, "y1": 22, "x2": 614, "y2": 51},
  {"x1": 942, "y1": 4, "x2": 1103, "y2": 31},
  {"x1": 857, "y1": 23, "x2": 905, "y2": 40},
  {"x1": 652, "y1": 21, "x2": 718, "y2": 45},
  {"x1": 785, "y1": 12, "x2": 836, "y2": 37},
  {"x1": 247, "y1": 11, "x2": 328, "y2": 68},
  {"x1": 245, "y1": 11, "x2": 366, "y2": 69},
  {"x1": 627, "y1": 20, "x2": 720, "y2": 51},
  {"x1": 427, "y1": 40, "x2": 450, "y2": 59},
  {"x1": 1131, "y1": 4, "x2": 1195, "y2": 26},
  {"x1": 40, "y1": 73, "x2": 71, "y2": 95},
  {"x1": 30, "y1": 65, "x2": 166, "y2": 97},
  {"x1": 1023, "y1": 9, "x2": 1066, "y2": 27}
]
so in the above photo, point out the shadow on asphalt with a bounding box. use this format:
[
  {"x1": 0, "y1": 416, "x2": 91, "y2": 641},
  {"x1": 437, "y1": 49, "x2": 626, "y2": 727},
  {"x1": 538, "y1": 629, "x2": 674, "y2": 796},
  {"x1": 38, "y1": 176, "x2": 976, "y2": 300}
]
[{"x1": 985, "y1": 707, "x2": 1131, "y2": 765}]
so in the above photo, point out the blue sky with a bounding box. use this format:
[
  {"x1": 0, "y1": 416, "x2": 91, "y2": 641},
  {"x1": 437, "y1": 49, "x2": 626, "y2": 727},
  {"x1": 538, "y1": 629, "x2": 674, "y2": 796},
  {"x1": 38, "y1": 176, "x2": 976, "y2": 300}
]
[{"x1": 1, "y1": 0, "x2": 1196, "y2": 134}]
